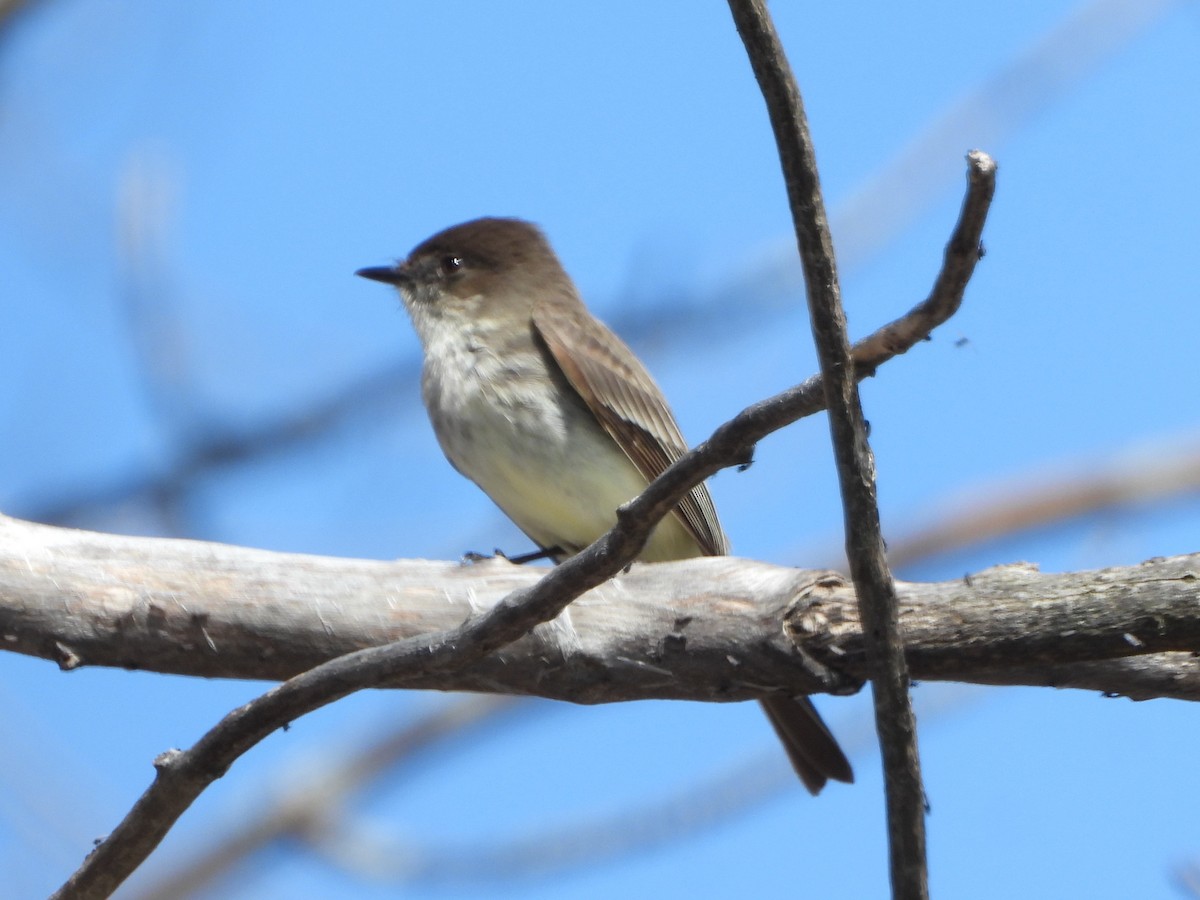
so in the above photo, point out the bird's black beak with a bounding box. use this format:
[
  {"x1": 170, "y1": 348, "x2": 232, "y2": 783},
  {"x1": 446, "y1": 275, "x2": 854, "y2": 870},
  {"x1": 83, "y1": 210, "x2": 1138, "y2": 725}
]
[{"x1": 355, "y1": 265, "x2": 406, "y2": 285}]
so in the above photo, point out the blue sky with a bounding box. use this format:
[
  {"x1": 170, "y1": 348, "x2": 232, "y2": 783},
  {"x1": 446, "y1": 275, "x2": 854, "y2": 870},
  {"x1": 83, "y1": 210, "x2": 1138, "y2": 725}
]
[{"x1": 2, "y1": 2, "x2": 1198, "y2": 897}]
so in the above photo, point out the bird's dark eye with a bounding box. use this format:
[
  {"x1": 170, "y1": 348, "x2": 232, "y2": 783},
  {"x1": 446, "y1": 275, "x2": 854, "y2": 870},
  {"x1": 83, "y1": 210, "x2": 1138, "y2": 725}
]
[{"x1": 442, "y1": 255, "x2": 464, "y2": 275}]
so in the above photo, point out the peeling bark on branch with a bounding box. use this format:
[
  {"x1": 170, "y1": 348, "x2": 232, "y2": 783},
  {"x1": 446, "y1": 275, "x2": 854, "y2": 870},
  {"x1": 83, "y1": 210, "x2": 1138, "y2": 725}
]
[{"x1": 2, "y1": 515, "x2": 1197, "y2": 703}]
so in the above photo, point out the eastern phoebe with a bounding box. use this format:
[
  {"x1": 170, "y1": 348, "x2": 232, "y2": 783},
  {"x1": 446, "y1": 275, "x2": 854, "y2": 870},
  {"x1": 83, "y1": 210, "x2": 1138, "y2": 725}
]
[{"x1": 357, "y1": 217, "x2": 852, "y2": 793}]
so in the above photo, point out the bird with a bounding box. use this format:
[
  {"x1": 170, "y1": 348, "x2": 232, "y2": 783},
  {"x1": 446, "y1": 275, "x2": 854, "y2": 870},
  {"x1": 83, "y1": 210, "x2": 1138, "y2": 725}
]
[{"x1": 357, "y1": 216, "x2": 853, "y2": 793}]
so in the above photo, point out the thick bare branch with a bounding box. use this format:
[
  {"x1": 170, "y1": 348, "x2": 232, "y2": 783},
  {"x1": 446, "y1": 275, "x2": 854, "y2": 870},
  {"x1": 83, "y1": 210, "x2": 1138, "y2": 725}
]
[{"x1": 4, "y1": 516, "x2": 1197, "y2": 701}]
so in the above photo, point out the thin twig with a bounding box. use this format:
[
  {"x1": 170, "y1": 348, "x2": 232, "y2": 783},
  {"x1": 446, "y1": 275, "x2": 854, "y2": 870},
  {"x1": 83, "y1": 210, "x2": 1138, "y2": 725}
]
[
  {"x1": 727, "y1": 3, "x2": 972, "y2": 897},
  {"x1": 852, "y1": 150, "x2": 994, "y2": 374}
]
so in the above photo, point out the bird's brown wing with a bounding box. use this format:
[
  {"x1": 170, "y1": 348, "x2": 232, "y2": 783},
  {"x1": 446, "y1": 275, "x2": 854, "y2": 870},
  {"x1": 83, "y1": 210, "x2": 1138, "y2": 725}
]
[{"x1": 532, "y1": 299, "x2": 728, "y2": 556}]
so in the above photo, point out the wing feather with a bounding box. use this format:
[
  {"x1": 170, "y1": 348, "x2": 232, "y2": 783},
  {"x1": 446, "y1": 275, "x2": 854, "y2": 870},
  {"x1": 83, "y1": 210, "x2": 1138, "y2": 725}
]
[{"x1": 533, "y1": 299, "x2": 729, "y2": 557}]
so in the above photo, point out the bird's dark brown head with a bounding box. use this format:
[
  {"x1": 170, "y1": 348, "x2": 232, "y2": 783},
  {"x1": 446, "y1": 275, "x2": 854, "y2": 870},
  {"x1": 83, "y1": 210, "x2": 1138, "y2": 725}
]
[
  {"x1": 356, "y1": 217, "x2": 568, "y2": 301},
  {"x1": 356, "y1": 216, "x2": 582, "y2": 344}
]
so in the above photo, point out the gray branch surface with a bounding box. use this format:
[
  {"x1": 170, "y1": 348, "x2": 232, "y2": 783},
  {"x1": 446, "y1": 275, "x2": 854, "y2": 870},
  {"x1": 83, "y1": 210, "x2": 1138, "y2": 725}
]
[{"x1": 4, "y1": 515, "x2": 1197, "y2": 702}]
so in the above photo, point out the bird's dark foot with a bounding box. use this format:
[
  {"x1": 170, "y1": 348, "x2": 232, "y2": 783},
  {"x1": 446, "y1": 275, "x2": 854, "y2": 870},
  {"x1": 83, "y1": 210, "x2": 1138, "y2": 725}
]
[
  {"x1": 460, "y1": 550, "x2": 493, "y2": 564},
  {"x1": 501, "y1": 546, "x2": 563, "y2": 565}
]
